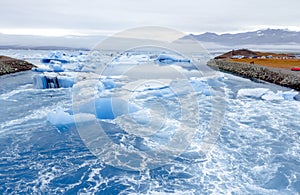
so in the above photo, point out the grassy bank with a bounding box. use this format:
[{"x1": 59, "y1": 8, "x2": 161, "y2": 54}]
[{"x1": 229, "y1": 58, "x2": 300, "y2": 69}]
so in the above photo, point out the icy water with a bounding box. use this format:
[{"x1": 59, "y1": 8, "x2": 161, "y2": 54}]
[{"x1": 0, "y1": 50, "x2": 300, "y2": 194}]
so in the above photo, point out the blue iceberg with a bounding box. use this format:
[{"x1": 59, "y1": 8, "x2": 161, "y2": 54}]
[
  {"x1": 41, "y1": 51, "x2": 70, "y2": 64},
  {"x1": 34, "y1": 51, "x2": 86, "y2": 72},
  {"x1": 156, "y1": 54, "x2": 191, "y2": 65},
  {"x1": 33, "y1": 73, "x2": 75, "y2": 89}
]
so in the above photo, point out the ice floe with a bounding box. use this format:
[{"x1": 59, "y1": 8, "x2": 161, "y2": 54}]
[
  {"x1": 111, "y1": 54, "x2": 150, "y2": 65},
  {"x1": 34, "y1": 51, "x2": 86, "y2": 72},
  {"x1": 156, "y1": 53, "x2": 191, "y2": 65},
  {"x1": 47, "y1": 109, "x2": 94, "y2": 125},
  {"x1": 237, "y1": 88, "x2": 298, "y2": 100}
]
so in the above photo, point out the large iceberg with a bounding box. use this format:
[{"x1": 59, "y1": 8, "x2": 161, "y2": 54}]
[{"x1": 33, "y1": 72, "x2": 76, "y2": 89}]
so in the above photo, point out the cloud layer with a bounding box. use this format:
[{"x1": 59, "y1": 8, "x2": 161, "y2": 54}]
[{"x1": 1, "y1": 0, "x2": 300, "y2": 35}]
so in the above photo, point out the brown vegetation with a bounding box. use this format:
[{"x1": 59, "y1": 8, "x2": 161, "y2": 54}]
[
  {"x1": 215, "y1": 49, "x2": 300, "y2": 70},
  {"x1": 229, "y1": 58, "x2": 300, "y2": 69}
]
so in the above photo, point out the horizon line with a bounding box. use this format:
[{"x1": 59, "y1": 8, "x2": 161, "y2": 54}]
[{"x1": 1, "y1": 26, "x2": 300, "y2": 37}]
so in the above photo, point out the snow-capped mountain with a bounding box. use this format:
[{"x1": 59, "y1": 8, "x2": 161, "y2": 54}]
[
  {"x1": 185, "y1": 29, "x2": 300, "y2": 45},
  {"x1": 1, "y1": 29, "x2": 300, "y2": 50}
]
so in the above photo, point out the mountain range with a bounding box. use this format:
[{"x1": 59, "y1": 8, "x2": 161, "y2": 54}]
[
  {"x1": 1, "y1": 29, "x2": 300, "y2": 50},
  {"x1": 185, "y1": 29, "x2": 300, "y2": 45}
]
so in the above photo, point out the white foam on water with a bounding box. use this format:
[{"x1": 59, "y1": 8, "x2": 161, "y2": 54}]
[
  {"x1": 0, "y1": 101, "x2": 70, "y2": 135},
  {"x1": 0, "y1": 84, "x2": 33, "y2": 100}
]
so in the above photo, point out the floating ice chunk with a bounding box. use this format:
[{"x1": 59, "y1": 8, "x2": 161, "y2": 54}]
[
  {"x1": 156, "y1": 53, "x2": 190, "y2": 65},
  {"x1": 237, "y1": 88, "x2": 269, "y2": 99},
  {"x1": 238, "y1": 88, "x2": 298, "y2": 101},
  {"x1": 34, "y1": 62, "x2": 81, "y2": 72},
  {"x1": 37, "y1": 51, "x2": 87, "y2": 72},
  {"x1": 33, "y1": 64, "x2": 53, "y2": 72},
  {"x1": 94, "y1": 98, "x2": 140, "y2": 119},
  {"x1": 33, "y1": 72, "x2": 75, "y2": 89},
  {"x1": 189, "y1": 78, "x2": 211, "y2": 96},
  {"x1": 57, "y1": 75, "x2": 76, "y2": 88},
  {"x1": 41, "y1": 51, "x2": 70, "y2": 64},
  {"x1": 101, "y1": 78, "x2": 116, "y2": 89},
  {"x1": 282, "y1": 90, "x2": 298, "y2": 100},
  {"x1": 41, "y1": 58, "x2": 69, "y2": 64},
  {"x1": 74, "y1": 63, "x2": 84, "y2": 71},
  {"x1": 111, "y1": 54, "x2": 150, "y2": 65},
  {"x1": 49, "y1": 61, "x2": 64, "y2": 72},
  {"x1": 47, "y1": 110, "x2": 95, "y2": 125},
  {"x1": 123, "y1": 79, "x2": 171, "y2": 92},
  {"x1": 75, "y1": 97, "x2": 140, "y2": 119},
  {"x1": 49, "y1": 51, "x2": 66, "y2": 59},
  {"x1": 47, "y1": 109, "x2": 74, "y2": 125},
  {"x1": 261, "y1": 91, "x2": 284, "y2": 101}
]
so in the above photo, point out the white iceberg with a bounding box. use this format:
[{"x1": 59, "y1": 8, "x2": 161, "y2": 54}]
[
  {"x1": 111, "y1": 54, "x2": 150, "y2": 65},
  {"x1": 261, "y1": 91, "x2": 284, "y2": 101},
  {"x1": 47, "y1": 109, "x2": 95, "y2": 125},
  {"x1": 237, "y1": 88, "x2": 270, "y2": 99},
  {"x1": 237, "y1": 88, "x2": 298, "y2": 101},
  {"x1": 47, "y1": 109, "x2": 74, "y2": 125}
]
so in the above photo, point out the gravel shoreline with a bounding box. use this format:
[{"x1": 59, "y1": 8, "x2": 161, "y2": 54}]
[
  {"x1": 0, "y1": 56, "x2": 35, "y2": 76},
  {"x1": 207, "y1": 59, "x2": 300, "y2": 91}
]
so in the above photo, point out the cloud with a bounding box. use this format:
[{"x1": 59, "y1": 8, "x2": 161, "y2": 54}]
[{"x1": 1, "y1": 0, "x2": 300, "y2": 35}]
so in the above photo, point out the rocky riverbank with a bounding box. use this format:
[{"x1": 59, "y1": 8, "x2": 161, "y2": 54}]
[
  {"x1": 207, "y1": 59, "x2": 300, "y2": 91},
  {"x1": 0, "y1": 56, "x2": 35, "y2": 75}
]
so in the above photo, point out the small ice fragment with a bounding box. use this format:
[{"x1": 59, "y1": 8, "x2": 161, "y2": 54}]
[
  {"x1": 261, "y1": 91, "x2": 284, "y2": 101},
  {"x1": 47, "y1": 110, "x2": 74, "y2": 125},
  {"x1": 282, "y1": 90, "x2": 298, "y2": 100},
  {"x1": 156, "y1": 54, "x2": 190, "y2": 65},
  {"x1": 237, "y1": 88, "x2": 269, "y2": 99}
]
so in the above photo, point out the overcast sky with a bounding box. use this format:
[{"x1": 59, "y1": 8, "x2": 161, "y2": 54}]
[{"x1": 1, "y1": 0, "x2": 300, "y2": 36}]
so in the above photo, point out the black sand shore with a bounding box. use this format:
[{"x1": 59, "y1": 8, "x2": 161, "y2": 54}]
[{"x1": 207, "y1": 59, "x2": 300, "y2": 91}]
